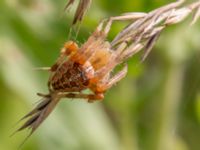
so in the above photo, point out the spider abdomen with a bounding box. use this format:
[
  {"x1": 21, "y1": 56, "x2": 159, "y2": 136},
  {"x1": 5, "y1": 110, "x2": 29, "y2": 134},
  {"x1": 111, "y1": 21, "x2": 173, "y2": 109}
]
[{"x1": 51, "y1": 61, "x2": 93, "y2": 91}]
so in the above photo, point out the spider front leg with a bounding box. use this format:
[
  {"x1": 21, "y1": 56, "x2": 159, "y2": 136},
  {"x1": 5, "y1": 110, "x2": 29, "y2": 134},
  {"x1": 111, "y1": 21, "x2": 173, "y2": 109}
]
[
  {"x1": 97, "y1": 12, "x2": 147, "y2": 37},
  {"x1": 95, "y1": 64, "x2": 128, "y2": 93},
  {"x1": 92, "y1": 40, "x2": 129, "y2": 82}
]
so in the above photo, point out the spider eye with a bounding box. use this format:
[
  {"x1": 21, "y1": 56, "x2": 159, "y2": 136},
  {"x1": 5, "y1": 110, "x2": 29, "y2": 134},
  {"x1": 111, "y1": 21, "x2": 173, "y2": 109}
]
[{"x1": 61, "y1": 41, "x2": 78, "y2": 55}]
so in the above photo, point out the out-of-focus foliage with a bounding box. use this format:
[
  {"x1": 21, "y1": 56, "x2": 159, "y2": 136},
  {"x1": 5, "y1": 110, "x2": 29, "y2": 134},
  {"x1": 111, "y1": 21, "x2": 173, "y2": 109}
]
[{"x1": 0, "y1": 0, "x2": 200, "y2": 150}]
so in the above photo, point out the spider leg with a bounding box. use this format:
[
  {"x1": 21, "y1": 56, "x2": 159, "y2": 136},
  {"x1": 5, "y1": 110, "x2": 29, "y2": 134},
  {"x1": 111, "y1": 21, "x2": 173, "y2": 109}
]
[
  {"x1": 48, "y1": 82, "x2": 84, "y2": 93},
  {"x1": 119, "y1": 43, "x2": 144, "y2": 61},
  {"x1": 101, "y1": 12, "x2": 148, "y2": 38},
  {"x1": 91, "y1": 40, "x2": 128, "y2": 82},
  {"x1": 60, "y1": 92, "x2": 104, "y2": 103},
  {"x1": 91, "y1": 41, "x2": 142, "y2": 84},
  {"x1": 33, "y1": 67, "x2": 51, "y2": 71},
  {"x1": 110, "y1": 12, "x2": 147, "y2": 21},
  {"x1": 95, "y1": 64, "x2": 128, "y2": 93},
  {"x1": 103, "y1": 13, "x2": 148, "y2": 36},
  {"x1": 57, "y1": 87, "x2": 86, "y2": 93}
]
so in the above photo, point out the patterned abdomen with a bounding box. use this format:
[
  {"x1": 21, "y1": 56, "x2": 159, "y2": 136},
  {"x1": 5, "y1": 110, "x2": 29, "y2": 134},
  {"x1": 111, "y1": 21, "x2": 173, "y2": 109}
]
[{"x1": 51, "y1": 62, "x2": 90, "y2": 91}]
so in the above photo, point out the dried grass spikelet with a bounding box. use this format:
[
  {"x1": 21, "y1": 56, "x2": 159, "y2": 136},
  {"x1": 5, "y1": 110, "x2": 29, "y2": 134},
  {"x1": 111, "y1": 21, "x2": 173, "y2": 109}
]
[
  {"x1": 110, "y1": 0, "x2": 200, "y2": 61},
  {"x1": 65, "y1": 0, "x2": 92, "y2": 24}
]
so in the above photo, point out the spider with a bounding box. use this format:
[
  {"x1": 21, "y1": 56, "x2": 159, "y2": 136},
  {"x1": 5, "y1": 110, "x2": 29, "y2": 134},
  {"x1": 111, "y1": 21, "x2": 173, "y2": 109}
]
[{"x1": 16, "y1": 15, "x2": 145, "y2": 139}]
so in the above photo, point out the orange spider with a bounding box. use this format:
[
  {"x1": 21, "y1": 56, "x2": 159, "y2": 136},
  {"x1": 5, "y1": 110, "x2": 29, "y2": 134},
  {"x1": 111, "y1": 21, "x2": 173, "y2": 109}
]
[{"x1": 17, "y1": 15, "x2": 145, "y2": 141}]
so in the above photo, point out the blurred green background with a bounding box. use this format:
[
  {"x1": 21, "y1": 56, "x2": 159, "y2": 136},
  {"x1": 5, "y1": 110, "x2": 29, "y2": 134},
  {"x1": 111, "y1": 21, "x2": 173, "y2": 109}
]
[{"x1": 0, "y1": 0, "x2": 200, "y2": 150}]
